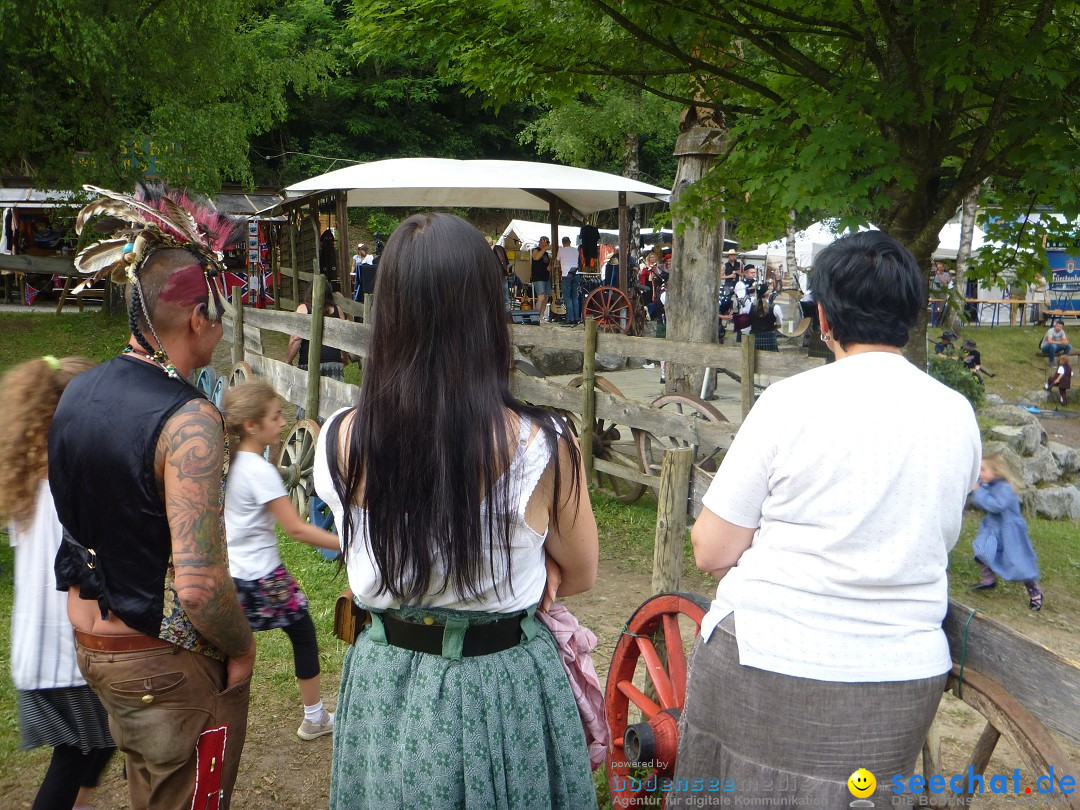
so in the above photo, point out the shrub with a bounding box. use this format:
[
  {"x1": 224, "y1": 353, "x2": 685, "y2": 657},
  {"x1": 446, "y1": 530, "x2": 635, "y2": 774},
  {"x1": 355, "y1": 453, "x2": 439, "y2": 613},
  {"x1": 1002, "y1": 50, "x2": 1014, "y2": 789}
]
[{"x1": 929, "y1": 356, "x2": 985, "y2": 408}]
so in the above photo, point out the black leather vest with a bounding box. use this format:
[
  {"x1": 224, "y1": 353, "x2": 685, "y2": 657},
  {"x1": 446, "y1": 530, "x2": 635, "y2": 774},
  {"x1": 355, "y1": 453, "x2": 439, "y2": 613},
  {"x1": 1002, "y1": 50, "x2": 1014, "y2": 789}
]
[{"x1": 49, "y1": 356, "x2": 207, "y2": 639}]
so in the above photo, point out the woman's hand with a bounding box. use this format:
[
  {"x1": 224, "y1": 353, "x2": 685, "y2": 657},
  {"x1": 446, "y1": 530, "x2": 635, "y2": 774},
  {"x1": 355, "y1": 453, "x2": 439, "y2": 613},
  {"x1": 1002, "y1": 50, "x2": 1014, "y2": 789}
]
[{"x1": 541, "y1": 552, "x2": 561, "y2": 611}]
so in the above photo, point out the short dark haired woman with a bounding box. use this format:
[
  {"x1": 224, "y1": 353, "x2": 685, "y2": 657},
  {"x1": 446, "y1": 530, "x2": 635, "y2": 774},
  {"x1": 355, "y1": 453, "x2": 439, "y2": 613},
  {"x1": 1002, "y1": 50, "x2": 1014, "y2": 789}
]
[
  {"x1": 670, "y1": 230, "x2": 981, "y2": 807},
  {"x1": 315, "y1": 212, "x2": 599, "y2": 809}
]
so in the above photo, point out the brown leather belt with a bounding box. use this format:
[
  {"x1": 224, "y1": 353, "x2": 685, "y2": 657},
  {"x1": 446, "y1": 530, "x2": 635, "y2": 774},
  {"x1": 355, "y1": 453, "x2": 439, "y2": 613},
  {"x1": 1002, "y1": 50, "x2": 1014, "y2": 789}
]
[{"x1": 74, "y1": 630, "x2": 174, "y2": 652}]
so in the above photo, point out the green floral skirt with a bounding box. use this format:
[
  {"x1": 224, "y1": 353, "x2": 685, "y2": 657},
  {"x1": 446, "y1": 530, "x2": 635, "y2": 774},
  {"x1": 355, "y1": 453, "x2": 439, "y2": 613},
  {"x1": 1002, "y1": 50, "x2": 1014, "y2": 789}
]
[{"x1": 330, "y1": 605, "x2": 598, "y2": 810}]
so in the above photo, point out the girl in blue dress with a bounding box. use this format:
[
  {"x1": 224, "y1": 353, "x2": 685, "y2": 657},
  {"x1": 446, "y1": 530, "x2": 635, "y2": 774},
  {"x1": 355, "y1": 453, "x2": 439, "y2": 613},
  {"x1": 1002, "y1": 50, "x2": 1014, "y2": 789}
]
[{"x1": 971, "y1": 454, "x2": 1042, "y2": 610}]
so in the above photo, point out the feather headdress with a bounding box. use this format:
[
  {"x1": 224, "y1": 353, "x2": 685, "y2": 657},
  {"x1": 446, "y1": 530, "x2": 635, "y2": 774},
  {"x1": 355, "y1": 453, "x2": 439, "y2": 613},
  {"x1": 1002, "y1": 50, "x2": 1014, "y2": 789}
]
[{"x1": 74, "y1": 182, "x2": 243, "y2": 320}]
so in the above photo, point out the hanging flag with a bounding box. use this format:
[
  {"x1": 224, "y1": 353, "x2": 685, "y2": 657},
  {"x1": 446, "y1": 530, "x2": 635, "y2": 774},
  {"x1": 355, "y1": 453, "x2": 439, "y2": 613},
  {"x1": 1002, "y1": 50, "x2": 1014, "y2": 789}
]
[{"x1": 24, "y1": 280, "x2": 40, "y2": 306}]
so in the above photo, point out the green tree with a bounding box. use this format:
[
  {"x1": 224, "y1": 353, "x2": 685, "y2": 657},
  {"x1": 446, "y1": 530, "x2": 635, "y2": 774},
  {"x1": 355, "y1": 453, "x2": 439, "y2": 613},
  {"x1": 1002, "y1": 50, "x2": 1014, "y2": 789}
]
[
  {"x1": 350, "y1": 0, "x2": 1080, "y2": 366},
  {"x1": 0, "y1": 0, "x2": 331, "y2": 191}
]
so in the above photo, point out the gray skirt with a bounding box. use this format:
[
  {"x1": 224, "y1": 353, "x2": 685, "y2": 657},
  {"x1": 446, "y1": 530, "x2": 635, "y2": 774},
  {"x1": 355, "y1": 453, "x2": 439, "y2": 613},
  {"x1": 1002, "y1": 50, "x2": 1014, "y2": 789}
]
[{"x1": 668, "y1": 614, "x2": 947, "y2": 807}]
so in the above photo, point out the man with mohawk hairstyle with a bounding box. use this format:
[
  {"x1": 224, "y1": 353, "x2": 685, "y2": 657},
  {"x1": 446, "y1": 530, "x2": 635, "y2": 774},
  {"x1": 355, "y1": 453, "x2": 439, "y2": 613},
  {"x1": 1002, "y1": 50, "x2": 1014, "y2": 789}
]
[{"x1": 49, "y1": 183, "x2": 256, "y2": 810}]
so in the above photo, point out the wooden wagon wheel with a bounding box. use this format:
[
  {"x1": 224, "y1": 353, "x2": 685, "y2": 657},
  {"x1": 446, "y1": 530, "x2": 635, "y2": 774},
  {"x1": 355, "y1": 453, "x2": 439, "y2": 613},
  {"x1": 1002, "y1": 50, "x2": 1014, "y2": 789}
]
[
  {"x1": 584, "y1": 285, "x2": 633, "y2": 334},
  {"x1": 636, "y1": 394, "x2": 728, "y2": 493},
  {"x1": 606, "y1": 592, "x2": 710, "y2": 809},
  {"x1": 194, "y1": 366, "x2": 218, "y2": 397},
  {"x1": 922, "y1": 666, "x2": 1080, "y2": 809},
  {"x1": 564, "y1": 376, "x2": 646, "y2": 504},
  {"x1": 277, "y1": 419, "x2": 320, "y2": 519},
  {"x1": 210, "y1": 374, "x2": 227, "y2": 410},
  {"x1": 228, "y1": 360, "x2": 253, "y2": 387}
]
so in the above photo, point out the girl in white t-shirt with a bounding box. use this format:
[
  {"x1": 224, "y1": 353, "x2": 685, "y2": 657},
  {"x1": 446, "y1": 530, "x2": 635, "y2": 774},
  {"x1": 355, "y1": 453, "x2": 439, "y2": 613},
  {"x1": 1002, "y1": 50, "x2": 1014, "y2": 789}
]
[{"x1": 222, "y1": 380, "x2": 340, "y2": 741}]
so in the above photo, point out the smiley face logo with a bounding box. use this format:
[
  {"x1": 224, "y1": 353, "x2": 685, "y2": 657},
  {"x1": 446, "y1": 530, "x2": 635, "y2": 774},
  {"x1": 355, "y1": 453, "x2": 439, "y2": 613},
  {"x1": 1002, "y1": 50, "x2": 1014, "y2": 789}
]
[{"x1": 848, "y1": 768, "x2": 876, "y2": 798}]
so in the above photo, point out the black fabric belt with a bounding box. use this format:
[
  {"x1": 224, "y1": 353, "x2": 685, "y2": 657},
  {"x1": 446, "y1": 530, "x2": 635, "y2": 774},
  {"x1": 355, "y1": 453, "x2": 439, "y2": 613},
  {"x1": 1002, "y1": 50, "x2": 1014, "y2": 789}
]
[{"x1": 381, "y1": 611, "x2": 524, "y2": 657}]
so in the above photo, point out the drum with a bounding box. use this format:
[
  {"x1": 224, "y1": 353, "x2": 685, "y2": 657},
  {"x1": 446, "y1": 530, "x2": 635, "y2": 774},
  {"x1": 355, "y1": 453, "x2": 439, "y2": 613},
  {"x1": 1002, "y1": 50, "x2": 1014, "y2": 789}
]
[{"x1": 771, "y1": 289, "x2": 811, "y2": 337}]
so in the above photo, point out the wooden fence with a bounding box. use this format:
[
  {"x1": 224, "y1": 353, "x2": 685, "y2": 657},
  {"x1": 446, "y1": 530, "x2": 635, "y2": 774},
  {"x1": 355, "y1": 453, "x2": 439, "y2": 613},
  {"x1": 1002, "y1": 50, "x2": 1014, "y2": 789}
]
[{"x1": 223, "y1": 274, "x2": 826, "y2": 593}]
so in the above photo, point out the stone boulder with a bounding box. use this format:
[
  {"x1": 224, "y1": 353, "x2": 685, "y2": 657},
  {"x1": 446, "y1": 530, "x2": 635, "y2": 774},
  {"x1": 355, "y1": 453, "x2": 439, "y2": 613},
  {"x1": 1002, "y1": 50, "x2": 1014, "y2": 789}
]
[
  {"x1": 595, "y1": 352, "x2": 626, "y2": 372},
  {"x1": 1049, "y1": 441, "x2": 1080, "y2": 475},
  {"x1": 980, "y1": 404, "x2": 1047, "y2": 449},
  {"x1": 1021, "y1": 445, "x2": 1062, "y2": 485},
  {"x1": 523, "y1": 346, "x2": 583, "y2": 376},
  {"x1": 1031, "y1": 486, "x2": 1080, "y2": 520},
  {"x1": 984, "y1": 393, "x2": 1005, "y2": 406},
  {"x1": 987, "y1": 424, "x2": 1042, "y2": 457}
]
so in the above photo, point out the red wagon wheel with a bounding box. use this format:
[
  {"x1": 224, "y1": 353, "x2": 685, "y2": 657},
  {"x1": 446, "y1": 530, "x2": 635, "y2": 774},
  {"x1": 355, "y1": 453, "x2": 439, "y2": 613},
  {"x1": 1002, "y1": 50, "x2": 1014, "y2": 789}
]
[
  {"x1": 585, "y1": 285, "x2": 633, "y2": 334},
  {"x1": 606, "y1": 592, "x2": 711, "y2": 808}
]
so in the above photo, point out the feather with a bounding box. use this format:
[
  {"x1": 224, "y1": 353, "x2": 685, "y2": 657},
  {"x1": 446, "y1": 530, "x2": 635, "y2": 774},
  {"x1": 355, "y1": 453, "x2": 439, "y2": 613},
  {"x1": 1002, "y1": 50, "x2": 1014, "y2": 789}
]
[
  {"x1": 91, "y1": 216, "x2": 128, "y2": 234},
  {"x1": 74, "y1": 238, "x2": 130, "y2": 278},
  {"x1": 75, "y1": 197, "x2": 153, "y2": 236}
]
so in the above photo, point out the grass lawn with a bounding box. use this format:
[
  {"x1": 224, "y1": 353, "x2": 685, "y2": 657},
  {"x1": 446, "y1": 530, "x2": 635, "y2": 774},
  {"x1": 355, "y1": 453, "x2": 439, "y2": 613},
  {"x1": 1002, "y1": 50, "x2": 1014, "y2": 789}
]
[{"x1": 1, "y1": 311, "x2": 1078, "y2": 805}]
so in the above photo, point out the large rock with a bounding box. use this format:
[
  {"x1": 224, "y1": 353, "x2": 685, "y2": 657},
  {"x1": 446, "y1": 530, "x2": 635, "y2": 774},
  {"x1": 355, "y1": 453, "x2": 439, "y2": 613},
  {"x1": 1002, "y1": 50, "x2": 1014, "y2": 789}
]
[
  {"x1": 1017, "y1": 390, "x2": 1049, "y2": 408},
  {"x1": 1049, "y1": 441, "x2": 1080, "y2": 475},
  {"x1": 1021, "y1": 445, "x2": 1062, "y2": 485},
  {"x1": 1031, "y1": 486, "x2": 1080, "y2": 520},
  {"x1": 523, "y1": 346, "x2": 583, "y2": 376},
  {"x1": 979, "y1": 404, "x2": 1047, "y2": 448},
  {"x1": 595, "y1": 352, "x2": 626, "y2": 372},
  {"x1": 984, "y1": 393, "x2": 1005, "y2": 406},
  {"x1": 988, "y1": 424, "x2": 1042, "y2": 457}
]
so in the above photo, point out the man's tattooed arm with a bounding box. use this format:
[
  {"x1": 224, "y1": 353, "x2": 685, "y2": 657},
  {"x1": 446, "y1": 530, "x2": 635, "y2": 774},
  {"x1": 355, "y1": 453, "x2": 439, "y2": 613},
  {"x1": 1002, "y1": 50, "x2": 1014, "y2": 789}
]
[{"x1": 160, "y1": 399, "x2": 254, "y2": 664}]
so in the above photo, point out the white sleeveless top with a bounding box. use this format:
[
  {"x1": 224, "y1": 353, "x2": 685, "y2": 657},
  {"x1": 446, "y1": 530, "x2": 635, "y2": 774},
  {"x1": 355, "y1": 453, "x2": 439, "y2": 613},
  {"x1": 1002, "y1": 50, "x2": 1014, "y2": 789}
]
[
  {"x1": 10, "y1": 479, "x2": 86, "y2": 690},
  {"x1": 313, "y1": 410, "x2": 553, "y2": 613}
]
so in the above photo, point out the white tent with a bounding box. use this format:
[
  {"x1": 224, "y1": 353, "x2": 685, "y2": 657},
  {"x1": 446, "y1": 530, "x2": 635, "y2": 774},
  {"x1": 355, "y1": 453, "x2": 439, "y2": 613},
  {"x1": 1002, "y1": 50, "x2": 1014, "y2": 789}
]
[
  {"x1": 497, "y1": 219, "x2": 619, "y2": 251},
  {"x1": 744, "y1": 221, "x2": 868, "y2": 270},
  {"x1": 285, "y1": 157, "x2": 670, "y2": 215},
  {"x1": 932, "y1": 222, "x2": 987, "y2": 260}
]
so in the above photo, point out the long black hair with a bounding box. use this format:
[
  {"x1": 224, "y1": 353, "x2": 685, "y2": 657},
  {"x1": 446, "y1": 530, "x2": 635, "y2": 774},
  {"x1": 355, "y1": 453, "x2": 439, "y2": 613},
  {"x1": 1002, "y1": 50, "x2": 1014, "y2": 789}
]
[{"x1": 329, "y1": 212, "x2": 580, "y2": 603}]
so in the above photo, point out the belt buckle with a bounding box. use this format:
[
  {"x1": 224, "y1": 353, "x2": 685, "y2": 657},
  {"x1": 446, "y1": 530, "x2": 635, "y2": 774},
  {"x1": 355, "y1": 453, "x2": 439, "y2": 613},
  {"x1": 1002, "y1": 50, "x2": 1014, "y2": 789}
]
[{"x1": 86, "y1": 547, "x2": 97, "y2": 569}]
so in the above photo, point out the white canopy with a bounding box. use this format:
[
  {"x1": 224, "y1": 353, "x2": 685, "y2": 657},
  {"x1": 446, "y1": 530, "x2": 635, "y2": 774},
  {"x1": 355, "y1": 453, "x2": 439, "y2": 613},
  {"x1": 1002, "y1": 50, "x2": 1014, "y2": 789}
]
[
  {"x1": 497, "y1": 219, "x2": 618, "y2": 250},
  {"x1": 932, "y1": 222, "x2": 987, "y2": 260},
  {"x1": 745, "y1": 219, "x2": 986, "y2": 267},
  {"x1": 285, "y1": 157, "x2": 670, "y2": 215}
]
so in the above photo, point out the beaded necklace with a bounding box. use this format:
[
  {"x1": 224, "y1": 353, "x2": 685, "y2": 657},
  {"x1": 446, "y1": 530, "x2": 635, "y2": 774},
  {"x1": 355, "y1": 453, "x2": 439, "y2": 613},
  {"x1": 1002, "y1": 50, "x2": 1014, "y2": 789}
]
[{"x1": 121, "y1": 345, "x2": 181, "y2": 380}]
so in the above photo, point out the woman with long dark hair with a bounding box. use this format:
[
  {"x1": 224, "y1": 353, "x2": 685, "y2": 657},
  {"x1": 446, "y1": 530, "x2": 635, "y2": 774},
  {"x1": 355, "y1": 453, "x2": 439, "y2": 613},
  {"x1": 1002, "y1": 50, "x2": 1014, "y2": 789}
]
[{"x1": 314, "y1": 212, "x2": 599, "y2": 810}]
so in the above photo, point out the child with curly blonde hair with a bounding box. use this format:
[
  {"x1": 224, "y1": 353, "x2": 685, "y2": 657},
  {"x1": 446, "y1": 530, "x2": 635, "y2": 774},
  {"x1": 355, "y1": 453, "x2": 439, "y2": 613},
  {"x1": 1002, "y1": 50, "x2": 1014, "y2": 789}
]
[
  {"x1": 0, "y1": 356, "x2": 116, "y2": 809},
  {"x1": 221, "y1": 379, "x2": 339, "y2": 740},
  {"x1": 971, "y1": 454, "x2": 1043, "y2": 610}
]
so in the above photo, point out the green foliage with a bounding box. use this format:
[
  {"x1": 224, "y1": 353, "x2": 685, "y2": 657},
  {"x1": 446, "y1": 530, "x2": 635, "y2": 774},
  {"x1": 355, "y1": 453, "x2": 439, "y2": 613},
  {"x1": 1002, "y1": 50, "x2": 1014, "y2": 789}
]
[
  {"x1": 929, "y1": 356, "x2": 985, "y2": 409},
  {"x1": 349, "y1": 0, "x2": 1080, "y2": 271},
  {"x1": 0, "y1": 0, "x2": 332, "y2": 191}
]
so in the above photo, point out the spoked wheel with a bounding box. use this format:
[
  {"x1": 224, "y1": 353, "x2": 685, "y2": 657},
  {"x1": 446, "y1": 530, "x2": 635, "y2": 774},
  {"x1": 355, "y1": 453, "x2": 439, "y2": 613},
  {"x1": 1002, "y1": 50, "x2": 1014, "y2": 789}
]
[
  {"x1": 636, "y1": 394, "x2": 728, "y2": 493},
  {"x1": 277, "y1": 419, "x2": 320, "y2": 519},
  {"x1": 565, "y1": 376, "x2": 646, "y2": 504},
  {"x1": 922, "y1": 667, "x2": 1079, "y2": 809},
  {"x1": 585, "y1": 285, "x2": 633, "y2": 334},
  {"x1": 229, "y1": 360, "x2": 253, "y2": 387},
  {"x1": 211, "y1": 375, "x2": 227, "y2": 410},
  {"x1": 606, "y1": 592, "x2": 711, "y2": 809},
  {"x1": 194, "y1": 367, "x2": 218, "y2": 397}
]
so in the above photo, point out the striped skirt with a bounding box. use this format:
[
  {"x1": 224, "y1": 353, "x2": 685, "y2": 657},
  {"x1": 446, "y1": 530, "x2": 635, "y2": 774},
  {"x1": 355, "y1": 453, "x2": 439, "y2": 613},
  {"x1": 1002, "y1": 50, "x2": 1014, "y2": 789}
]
[
  {"x1": 330, "y1": 605, "x2": 598, "y2": 810},
  {"x1": 17, "y1": 686, "x2": 114, "y2": 753}
]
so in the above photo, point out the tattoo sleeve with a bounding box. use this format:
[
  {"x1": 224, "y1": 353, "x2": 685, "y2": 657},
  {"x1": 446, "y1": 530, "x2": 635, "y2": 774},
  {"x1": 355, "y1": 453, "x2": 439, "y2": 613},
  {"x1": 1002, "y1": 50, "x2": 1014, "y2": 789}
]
[{"x1": 161, "y1": 399, "x2": 253, "y2": 658}]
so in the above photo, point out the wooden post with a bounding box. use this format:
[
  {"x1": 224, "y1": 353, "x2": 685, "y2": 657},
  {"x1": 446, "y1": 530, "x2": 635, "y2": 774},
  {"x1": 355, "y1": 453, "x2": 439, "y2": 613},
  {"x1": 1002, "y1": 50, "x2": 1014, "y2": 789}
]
[
  {"x1": 336, "y1": 191, "x2": 351, "y2": 299},
  {"x1": 304, "y1": 273, "x2": 327, "y2": 420},
  {"x1": 652, "y1": 447, "x2": 692, "y2": 594},
  {"x1": 581, "y1": 318, "x2": 598, "y2": 482},
  {"x1": 741, "y1": 335, "x2": 755, "y2": 419},
  {"x1": 231, "y1": 286, "x2": 245, "y2": 366},
  {"x1": 618, "y1": 191, "x2": 629, "y2": 297}
]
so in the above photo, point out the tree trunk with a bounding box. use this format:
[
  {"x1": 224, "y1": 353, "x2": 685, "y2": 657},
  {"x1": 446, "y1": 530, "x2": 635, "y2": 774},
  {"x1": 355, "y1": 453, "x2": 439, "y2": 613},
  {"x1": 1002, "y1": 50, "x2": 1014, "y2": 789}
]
[
  {"x1": 785, "y1": 210, "x2": 797, "y2": 287},
  {"x1": 667, "y1": 126, "x2": 726, "y2": 394},
  {"x1": 947, "y1": 185, "x2": 980, "y2": 334}
]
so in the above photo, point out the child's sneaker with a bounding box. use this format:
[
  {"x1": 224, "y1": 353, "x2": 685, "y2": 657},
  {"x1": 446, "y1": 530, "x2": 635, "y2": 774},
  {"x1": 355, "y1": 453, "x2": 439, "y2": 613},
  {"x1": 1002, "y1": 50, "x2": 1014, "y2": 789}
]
[{"x1": 297, "y1": 710, "x2": 334, "y2": 740}]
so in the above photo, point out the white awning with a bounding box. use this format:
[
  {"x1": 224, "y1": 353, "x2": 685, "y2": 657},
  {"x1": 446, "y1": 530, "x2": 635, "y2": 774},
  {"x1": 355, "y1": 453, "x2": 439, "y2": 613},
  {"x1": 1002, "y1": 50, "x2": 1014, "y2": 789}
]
[{"x1": 285, "y1": 157, "x2": 670, "y2": 215}]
